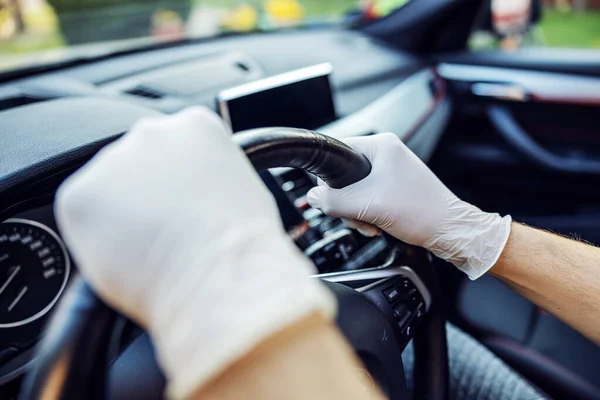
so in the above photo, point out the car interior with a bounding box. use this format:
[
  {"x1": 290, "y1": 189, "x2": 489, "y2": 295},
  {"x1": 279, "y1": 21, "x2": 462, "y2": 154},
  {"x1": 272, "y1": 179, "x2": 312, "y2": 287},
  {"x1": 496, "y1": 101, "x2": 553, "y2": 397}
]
[{"x1": 1, "y1": 0, "x2": 600, "y2": 398}]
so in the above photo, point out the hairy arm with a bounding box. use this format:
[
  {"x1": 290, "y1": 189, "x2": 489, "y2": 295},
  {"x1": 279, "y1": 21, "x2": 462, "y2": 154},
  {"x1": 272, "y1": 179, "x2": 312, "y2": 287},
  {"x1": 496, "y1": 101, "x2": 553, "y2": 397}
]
[
  {"x1": 491, "y1": 223, "x2": 600, "y2": 344},
  {"x1": 191, "y1": 314, "x2": 385, "y2": 400}
]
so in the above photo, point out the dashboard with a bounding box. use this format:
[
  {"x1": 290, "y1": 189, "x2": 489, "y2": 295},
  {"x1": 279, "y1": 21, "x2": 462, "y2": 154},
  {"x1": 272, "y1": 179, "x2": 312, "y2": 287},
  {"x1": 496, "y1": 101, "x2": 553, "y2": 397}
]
[{"x1": 0, "y1": 28, "x2": 451, "y2": 394}]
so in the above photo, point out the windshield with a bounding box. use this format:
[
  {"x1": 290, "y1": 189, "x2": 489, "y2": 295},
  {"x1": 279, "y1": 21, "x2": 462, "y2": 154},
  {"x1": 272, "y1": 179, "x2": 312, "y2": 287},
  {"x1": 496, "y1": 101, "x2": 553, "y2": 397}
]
[{"x1": 0, "y1": 0, "x2": 411, "y2": 74}]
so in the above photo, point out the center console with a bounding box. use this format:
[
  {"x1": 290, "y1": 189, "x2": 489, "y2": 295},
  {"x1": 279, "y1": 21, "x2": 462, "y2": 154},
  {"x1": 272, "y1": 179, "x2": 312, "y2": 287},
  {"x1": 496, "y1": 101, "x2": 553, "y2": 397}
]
[{"x1": 271, "y1": 167, "x2": 391, "y2": 273}]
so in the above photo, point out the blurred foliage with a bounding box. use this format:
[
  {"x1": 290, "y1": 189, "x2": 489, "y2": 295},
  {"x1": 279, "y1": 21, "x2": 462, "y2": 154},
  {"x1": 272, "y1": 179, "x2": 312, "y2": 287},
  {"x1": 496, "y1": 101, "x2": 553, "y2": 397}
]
[
  {"x1": 540, "y1": 9, "x2": 600, "y2": 48},
  {"x1": 471, "y1": 7, "x2": 600, "y2": 50},
  {"x1": 196, "y1": 0, "x2": 358, "y2": 18},
  {"x1": 48, "y1": 0, "x2": 191, "y2": 44},
  {"x1": 221, "y1": 4, "x2": 260, "y2": 31},
  {"x1": 371, "y1": 0, "x2": 410, "y2": 17},
  {"x1": 48, "y1": 0, "x2": 190, "y2": 12},
  {"x1": 0, "y1": 2, "x2": 63, "y2": 54},
  {"x1": 0, "y1": 30, "x2": 62, "y2": 53}
]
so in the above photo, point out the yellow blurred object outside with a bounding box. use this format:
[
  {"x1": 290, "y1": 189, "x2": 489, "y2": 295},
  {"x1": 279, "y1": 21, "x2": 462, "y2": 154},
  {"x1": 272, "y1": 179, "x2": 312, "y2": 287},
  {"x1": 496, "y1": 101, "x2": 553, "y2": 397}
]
[
  {"x1": 264, "y1": 0, "x2": 304, "y2": 24},
  {"x1": 221, "y1": 3, "x2": 259, "y2": 32},
  {"x1": 1, "y1": 0, "x2": 58, "y2": 39},
  {"x1": 23, "y1": 3, "x2": 59, "y2": 34},
  {"x1": 153, "y1": 10, "x2": 182, "y2": 25},
  {"x1": 0, "y1": 5, "x2": 17, "y2": 39}
]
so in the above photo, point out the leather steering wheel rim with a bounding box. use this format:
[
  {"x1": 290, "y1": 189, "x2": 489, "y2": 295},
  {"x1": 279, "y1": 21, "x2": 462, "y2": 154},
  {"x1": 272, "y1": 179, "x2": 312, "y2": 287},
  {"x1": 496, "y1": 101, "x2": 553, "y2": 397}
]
[{"x1": 19, "y1": 128, "x2": 448, "y2": 400}]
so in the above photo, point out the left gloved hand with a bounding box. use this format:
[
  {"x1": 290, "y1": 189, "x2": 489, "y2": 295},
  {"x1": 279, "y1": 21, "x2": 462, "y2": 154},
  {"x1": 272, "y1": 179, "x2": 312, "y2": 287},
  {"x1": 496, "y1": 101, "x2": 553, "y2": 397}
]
[{"x1": 55, "y1": 107, "x2": 336, "y2": 399}]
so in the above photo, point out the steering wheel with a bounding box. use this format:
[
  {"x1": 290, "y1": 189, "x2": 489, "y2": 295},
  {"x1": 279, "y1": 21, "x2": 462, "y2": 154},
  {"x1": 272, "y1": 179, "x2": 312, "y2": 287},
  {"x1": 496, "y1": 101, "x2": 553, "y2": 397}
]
[{"x1": 19, "y1": 128, "x2": 448, "y2": 400}]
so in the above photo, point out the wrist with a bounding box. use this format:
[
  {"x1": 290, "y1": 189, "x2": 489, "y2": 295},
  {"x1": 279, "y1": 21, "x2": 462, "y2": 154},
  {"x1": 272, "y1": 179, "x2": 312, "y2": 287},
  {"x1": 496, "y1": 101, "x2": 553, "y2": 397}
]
[
  {"x1": 190, "y1": 313, "x2": 329, "y2": 400},
  {"x1": 424, "y1": 199, "x2": 512, "y2": 280},
  {"x1": 192, "y1": 312, "x2": 385, "y2": 400},
  {"x1": 147, "y1": 226, "x2": 337, "y2": 399}
]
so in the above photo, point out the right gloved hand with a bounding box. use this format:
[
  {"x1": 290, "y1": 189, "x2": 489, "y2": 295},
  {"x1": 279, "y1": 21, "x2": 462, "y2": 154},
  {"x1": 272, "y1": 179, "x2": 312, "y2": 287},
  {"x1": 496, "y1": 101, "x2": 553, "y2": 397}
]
[{"x1": 307, "y1": 133, "x2": 512, "y2": 280}]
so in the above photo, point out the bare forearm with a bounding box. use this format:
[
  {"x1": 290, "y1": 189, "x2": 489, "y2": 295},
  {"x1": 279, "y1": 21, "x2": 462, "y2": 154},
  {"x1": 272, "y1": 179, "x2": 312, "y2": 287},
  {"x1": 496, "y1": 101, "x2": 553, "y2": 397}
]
[
  {"x1": 491, "y1": 223, "x2": 600, "y2": 344},
  {"x1": 191, "y1": 313, "x2": 385, "y2": 400}
]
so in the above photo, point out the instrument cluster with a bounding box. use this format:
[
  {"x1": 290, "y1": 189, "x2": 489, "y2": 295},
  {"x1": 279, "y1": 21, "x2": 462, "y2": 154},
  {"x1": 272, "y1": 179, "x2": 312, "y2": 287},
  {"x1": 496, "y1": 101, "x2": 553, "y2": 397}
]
[{"x1": 0, "y1": 204, "x2": 73, "y2": 385}]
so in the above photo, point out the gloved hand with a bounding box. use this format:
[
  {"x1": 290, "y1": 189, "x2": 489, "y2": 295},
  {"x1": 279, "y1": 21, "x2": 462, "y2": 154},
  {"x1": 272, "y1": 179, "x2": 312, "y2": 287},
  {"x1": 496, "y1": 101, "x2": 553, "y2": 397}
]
[
  {"x1": 307, "y1": 133, "x2": 511, "y2": 280},
  {"x1": 55, "y1": 107, "x2": 336, "y2": 399}
]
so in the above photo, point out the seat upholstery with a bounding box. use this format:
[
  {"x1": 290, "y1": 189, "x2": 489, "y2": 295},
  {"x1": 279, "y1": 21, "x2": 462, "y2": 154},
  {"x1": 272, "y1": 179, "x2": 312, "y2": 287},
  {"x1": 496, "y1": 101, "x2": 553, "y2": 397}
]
[{"x1": 458, "y1": 275, "x2": 600, "y2": 400}]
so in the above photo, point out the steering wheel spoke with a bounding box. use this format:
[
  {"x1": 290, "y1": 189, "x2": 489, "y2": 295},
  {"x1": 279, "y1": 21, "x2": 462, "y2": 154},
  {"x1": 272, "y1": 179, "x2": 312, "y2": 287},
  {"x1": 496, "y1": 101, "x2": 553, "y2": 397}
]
[{"x1": 319, "y1": 265, "x2": 430, "y2": 348}]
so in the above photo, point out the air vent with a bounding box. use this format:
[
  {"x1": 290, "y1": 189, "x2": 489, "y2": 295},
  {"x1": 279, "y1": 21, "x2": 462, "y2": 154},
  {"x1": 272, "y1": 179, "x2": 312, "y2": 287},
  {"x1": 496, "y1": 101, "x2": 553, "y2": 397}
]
[
  {"x1": 105, "y1": 53, "x2": 262, "y2": 100},
  {"x1": 139, "y1": 56, "x2": 256, "y2": 97},
  {"x1": 124, "y1": 86, "x2": 165, "y2": 99},
  {"x1": 0, "y1": 95, "x2": 40, "y2": 112},
  {"x1": 235, "y1": 62, "x2": 250, "y2": 72},
  {"x1": 278, "y1": 169, "x2": 316, "y2": 206}
]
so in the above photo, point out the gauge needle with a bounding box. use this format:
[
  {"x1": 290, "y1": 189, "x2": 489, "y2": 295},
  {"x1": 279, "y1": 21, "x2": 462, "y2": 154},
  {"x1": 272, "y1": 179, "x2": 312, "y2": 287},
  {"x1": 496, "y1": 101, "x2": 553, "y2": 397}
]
[
  {"x1": 0, "y1": 266, "x2": 20, "y2": 297},
  {"x1": 8, "y1": 286, "x2": 28, "y2": 312}
]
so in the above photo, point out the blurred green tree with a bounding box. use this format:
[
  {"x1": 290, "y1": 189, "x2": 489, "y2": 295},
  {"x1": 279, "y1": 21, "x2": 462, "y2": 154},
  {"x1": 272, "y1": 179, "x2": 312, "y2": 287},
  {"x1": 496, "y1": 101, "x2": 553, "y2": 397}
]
[{"x1": 47, "y1": 0, "x2": 191, "y2": 44}]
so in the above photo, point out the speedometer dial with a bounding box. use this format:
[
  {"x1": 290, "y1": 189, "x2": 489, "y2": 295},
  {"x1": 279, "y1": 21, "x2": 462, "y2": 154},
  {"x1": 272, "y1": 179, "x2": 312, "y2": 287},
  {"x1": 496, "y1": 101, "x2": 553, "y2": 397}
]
[{"x1": 0, "y1": 219, "x2": 70, "y2": 328}]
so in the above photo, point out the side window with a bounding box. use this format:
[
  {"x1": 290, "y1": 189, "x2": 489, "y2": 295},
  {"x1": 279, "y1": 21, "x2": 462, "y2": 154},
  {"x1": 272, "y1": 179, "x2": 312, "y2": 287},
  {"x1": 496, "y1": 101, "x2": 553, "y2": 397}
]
[{"x1": 470, "y1": 0, "x2": 600, "y2": 51}]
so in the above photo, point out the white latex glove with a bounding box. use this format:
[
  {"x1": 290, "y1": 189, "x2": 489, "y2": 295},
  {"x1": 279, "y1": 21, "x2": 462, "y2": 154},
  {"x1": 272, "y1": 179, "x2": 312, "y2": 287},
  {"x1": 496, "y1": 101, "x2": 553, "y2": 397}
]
[
  {"x1": 55, "y1": 107, "x2": 336, "y2": 399},
  {"x1": 306, "y1": 133, "x2": 511, "y2": 280}
]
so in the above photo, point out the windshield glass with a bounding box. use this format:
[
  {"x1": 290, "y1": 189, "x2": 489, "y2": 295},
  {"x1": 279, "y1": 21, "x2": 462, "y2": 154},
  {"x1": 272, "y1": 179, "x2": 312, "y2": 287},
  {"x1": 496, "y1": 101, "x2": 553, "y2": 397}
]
[{"x1": 0, "y1": 0, "x2": 411, "y2": 74}]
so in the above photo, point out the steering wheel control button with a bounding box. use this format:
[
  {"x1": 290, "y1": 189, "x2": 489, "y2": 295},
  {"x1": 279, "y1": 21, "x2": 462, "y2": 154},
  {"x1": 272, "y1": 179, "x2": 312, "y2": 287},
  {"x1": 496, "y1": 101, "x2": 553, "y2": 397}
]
[
  {"x1": 403, "y1": 312, "x2": 424, "y2": 339},
  {"x1": 392, "y1": 303, "x2": 407, "y2": 319},
  {"x1": 407, "y1": 293, "x2": 423, "y2": 309},
  {"x1": 403, "y1": 287, "x2": 418, "y2": 300},
  {"x1": 399, "y1": 278, "x2": 412, "y2": 290},
  {"x1": 305, "y1": 229, "x2": 357, "y2": 273},
  {"x1": 398, "y1": 311, "x2": 412, "y2": 329},
  {"x1": 412, "y1": 304, "x2": 425, "y2": 324},
  {"x1": 383, "y1": 286, "x2": 400, "y2": 303}
]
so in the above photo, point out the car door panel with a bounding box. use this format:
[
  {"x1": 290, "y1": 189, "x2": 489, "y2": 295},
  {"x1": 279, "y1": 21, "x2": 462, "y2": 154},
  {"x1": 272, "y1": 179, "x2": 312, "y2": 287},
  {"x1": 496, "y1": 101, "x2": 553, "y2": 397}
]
[
  {"x1": 437, "y1": 48, "x2": 600, "y2": 78},
  {"x1": 434, "y1": 57, "x2": 600, "y2": 234},
  {"x1": 433, "y1": 49, "x2": 600, "y2": 400}
]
